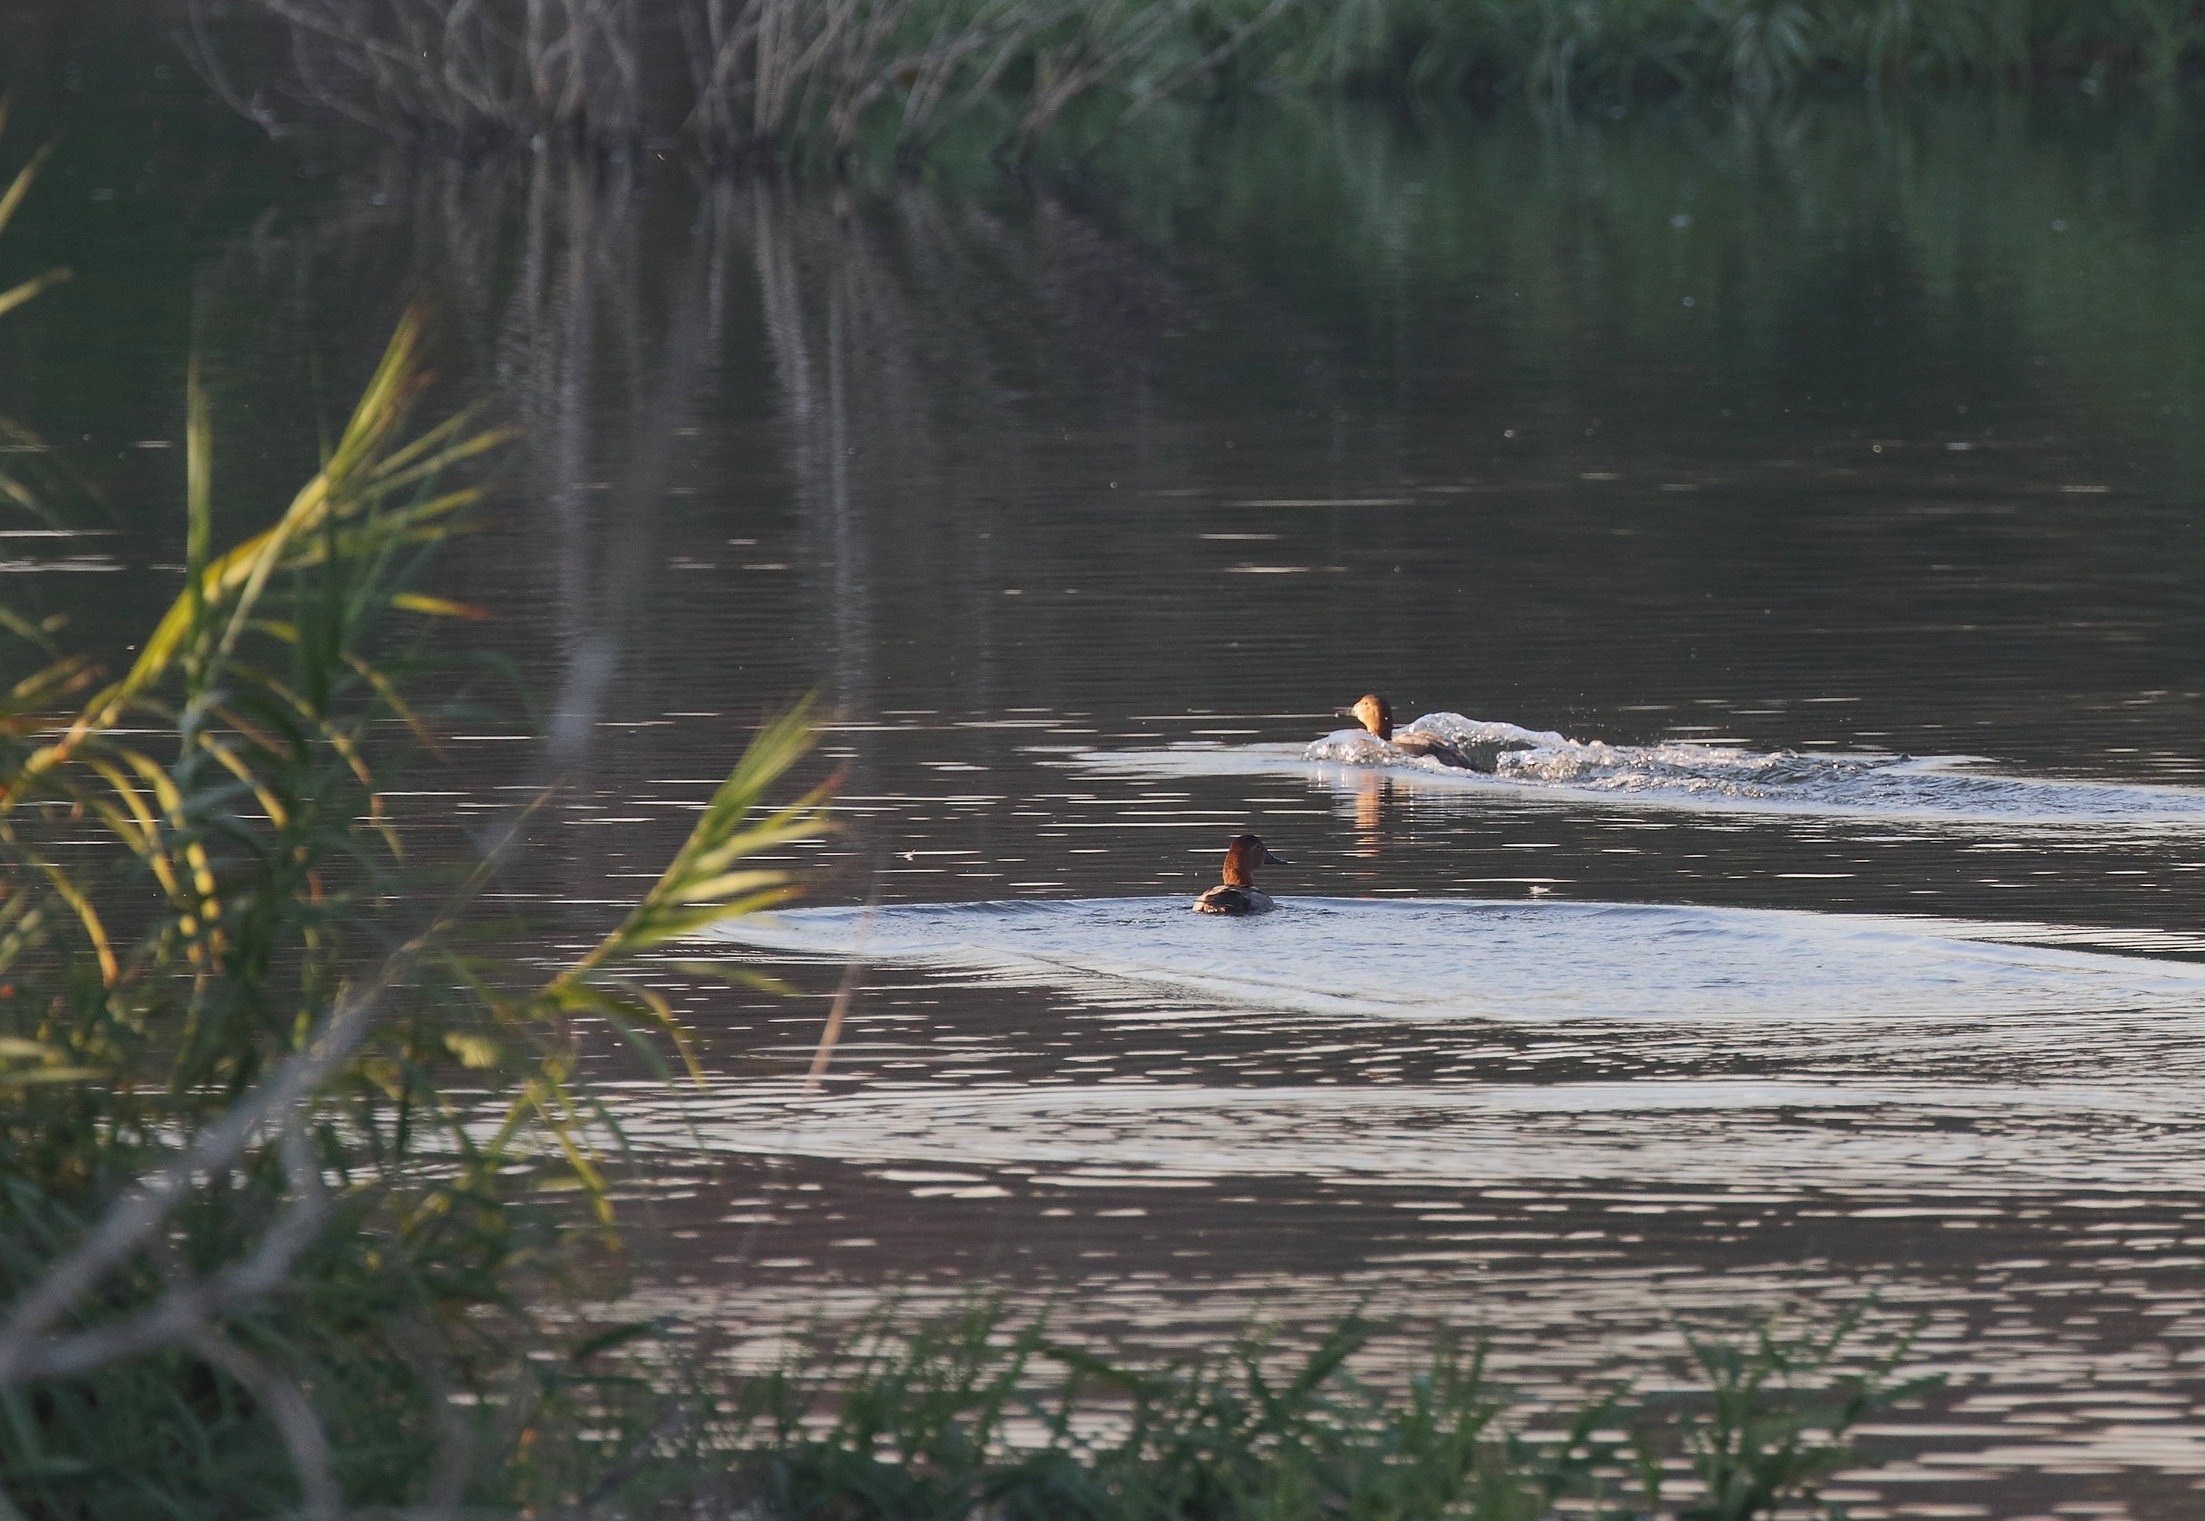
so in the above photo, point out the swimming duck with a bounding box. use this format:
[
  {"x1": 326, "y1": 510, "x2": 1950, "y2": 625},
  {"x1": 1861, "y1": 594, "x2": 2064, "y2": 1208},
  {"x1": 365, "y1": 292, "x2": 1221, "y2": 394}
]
[
  {"x1": 1336, "y1": 693, "x2": 1528, "y2": 774},
  {"x1": 1193, "y1": 833, "x2": 1289, "y2": 915}
]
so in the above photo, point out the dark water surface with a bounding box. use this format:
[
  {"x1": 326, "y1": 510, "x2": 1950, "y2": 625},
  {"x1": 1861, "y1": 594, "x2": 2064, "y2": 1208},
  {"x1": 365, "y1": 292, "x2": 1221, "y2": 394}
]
[{"x1": 11, "y1": 14, "x2": 2205, "y2": 1513}]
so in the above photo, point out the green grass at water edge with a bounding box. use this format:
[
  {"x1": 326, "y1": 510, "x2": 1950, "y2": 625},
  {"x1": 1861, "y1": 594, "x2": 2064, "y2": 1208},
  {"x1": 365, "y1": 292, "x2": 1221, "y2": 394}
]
[{"x1": 510, "y1": 1296, "x2": 1937, "y2": 1520}]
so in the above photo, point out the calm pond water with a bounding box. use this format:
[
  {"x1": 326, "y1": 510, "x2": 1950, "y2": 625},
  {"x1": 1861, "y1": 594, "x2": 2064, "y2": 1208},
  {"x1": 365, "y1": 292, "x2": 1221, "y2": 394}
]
[{"x1": 10, "y1": 12, "x2": 2205, "y2": 1514}]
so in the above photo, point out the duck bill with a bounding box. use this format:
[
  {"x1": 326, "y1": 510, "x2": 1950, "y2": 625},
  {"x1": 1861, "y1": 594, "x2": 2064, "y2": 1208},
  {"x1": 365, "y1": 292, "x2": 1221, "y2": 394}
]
[
  {"x1": 1333, "y1": 708, "x2": 1358, "y2": 721},
  {"x1": 1262, "y1": 849, "x2": 1289, "y2": 865}
]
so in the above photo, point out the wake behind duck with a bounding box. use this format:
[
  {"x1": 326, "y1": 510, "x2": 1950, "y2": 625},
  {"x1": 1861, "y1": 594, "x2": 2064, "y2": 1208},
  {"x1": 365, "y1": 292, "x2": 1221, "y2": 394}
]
[
  {"x1": 1307, "y1": 702, "x2": 1892, "y2": 798},
  {"x1": 1076, "y1": 700, "x2": 2205, "y2": 832},
  {"x1": 709, "y1": 895, "x2": 2205, "y2": 1023},
  {"x1": 1307, "y1": 693, "x2": 1903, "y2": 800}
]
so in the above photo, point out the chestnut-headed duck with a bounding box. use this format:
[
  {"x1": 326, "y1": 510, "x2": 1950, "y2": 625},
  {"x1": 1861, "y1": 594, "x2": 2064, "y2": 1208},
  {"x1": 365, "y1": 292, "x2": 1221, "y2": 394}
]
[
  {"x1": 1193, "y1": 833, "x2": 1289, "y2": 915},
  {"x1": 1336, "y1": 693, "x2": 1526, "y2": 774}
]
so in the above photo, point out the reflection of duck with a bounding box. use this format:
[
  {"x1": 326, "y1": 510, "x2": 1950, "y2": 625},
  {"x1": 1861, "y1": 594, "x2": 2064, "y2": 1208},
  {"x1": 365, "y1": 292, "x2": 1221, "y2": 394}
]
[
  {"x1": 1336, "y1": 693, "x2": 1529, "y2": 774},
  {"x1": 1351, "y1": 770, "x2": 1388, "y2": 858},
  {"x1": 1193, "y1": 833, "x2": 1289, "y2": 915}
]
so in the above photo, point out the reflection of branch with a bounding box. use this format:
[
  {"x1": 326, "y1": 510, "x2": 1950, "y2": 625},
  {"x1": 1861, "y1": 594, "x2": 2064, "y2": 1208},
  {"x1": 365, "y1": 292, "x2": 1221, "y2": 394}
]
[{"x1": 804, "y1": 881, "x2": 879, "y2": 1094}]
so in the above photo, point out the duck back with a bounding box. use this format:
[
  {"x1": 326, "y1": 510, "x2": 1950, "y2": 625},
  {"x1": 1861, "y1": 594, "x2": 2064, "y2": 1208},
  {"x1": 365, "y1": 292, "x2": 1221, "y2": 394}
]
[
  {"x1": 1395, "y1": 729, "x2": 1531, "y2": 774},
  {"x1": 1193, "y1": 884, "x2": 1275, "y2": 915}
]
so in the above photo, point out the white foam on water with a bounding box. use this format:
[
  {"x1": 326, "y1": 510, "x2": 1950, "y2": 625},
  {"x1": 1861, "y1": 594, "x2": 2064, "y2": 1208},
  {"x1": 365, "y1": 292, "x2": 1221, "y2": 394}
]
[
  {"x1": 708, "y1": 896, "x2": 2205, "y2": 1023},
  {"x1": 1081, "y1": 712, "x2": 2205, "y2": 831}
]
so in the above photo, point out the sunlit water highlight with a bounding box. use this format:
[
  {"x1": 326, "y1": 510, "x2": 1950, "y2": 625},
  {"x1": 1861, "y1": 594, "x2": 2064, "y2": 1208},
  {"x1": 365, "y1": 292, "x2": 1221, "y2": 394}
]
[
  {"x1": 1081, "y1": 712, "x2": 2205, "y2": 831},
  {"x1": 710, "y1": 896, "x2": 2205, "y2": 1022}
]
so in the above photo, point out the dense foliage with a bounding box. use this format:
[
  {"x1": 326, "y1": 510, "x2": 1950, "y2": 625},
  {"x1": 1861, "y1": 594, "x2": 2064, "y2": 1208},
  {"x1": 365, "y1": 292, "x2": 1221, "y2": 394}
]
[
  {"x1": 223, "y1": 0, "x2": 2205, "y2": 168},
  {"x1": 1265, "y1": 0, "x2": 2205, "y2": 101}
]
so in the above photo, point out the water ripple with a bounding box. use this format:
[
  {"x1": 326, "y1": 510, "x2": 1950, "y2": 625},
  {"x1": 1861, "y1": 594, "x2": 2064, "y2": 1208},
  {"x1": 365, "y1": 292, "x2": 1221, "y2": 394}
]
[
  {"x1": 603, "y1": 1073, "x2": 2205, "y2": 1198},
  {"x1": 710, "y1": 897, "x2": 2205, "y2": 1022}
]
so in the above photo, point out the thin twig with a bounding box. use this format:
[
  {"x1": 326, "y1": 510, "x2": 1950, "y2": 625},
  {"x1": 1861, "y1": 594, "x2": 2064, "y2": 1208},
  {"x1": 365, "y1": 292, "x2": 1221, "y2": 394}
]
[{"x1": 803, "y1": 889, "x2": 877, "y2": 1094}]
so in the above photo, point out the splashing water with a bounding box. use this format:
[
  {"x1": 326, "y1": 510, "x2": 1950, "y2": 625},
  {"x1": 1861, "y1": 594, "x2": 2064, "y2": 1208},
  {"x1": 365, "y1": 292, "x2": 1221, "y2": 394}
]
[
  {"x1": 1081, "y1": 711, "x2": 2205, "y2": 830},
  {"x1": 1305, "y1": 713, "x2": 1573, "y2": 769}
]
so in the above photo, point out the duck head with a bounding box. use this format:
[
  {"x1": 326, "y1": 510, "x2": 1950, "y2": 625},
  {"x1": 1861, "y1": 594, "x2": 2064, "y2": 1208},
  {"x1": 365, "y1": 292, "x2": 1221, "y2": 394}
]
[
  {"x1": 1220, "y1": 832, "x2": 1288, "y2": 886},
  {"x1": 1336, "y1": 693, "x2": 1394, "y2": 741}
]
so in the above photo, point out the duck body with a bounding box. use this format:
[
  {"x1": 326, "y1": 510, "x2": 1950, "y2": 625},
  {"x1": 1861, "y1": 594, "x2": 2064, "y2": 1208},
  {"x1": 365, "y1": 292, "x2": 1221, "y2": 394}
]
[
  {"x1": 1336, "y1": 694, "x2": 1532, "y2": 774},
  {"x1": 1391, "y1": 728, "x2": 1518, "y2": 774},
  {"x1": 1193, "y1": 883, "x2": 1275, "y2": 915},
  {"x1": 1192, "y1": 832, "x2": 1288, "y2": 915}
]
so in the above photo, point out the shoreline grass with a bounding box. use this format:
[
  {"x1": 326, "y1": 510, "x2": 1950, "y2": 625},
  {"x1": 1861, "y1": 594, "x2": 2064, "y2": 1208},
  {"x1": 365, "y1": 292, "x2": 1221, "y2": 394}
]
[{"x1": 508, "y1": 1295, "x2": 1938, "y2": 1519}]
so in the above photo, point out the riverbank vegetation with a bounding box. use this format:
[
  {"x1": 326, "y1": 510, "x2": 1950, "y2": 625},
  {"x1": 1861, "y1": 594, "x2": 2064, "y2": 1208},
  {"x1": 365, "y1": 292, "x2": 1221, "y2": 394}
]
[{"x1": 213, "y1": 0, "x2": 2205, "y2": 167}]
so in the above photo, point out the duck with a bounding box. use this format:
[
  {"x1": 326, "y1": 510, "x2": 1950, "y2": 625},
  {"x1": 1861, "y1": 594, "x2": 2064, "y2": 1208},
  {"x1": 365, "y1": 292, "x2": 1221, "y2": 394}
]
[
  {"x1": 1192, "y1": 833, "x2": 1289, "y2": 915},
  {"x1": 1335, "y1": 693, "x2": 1528, "y2": 775}
]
